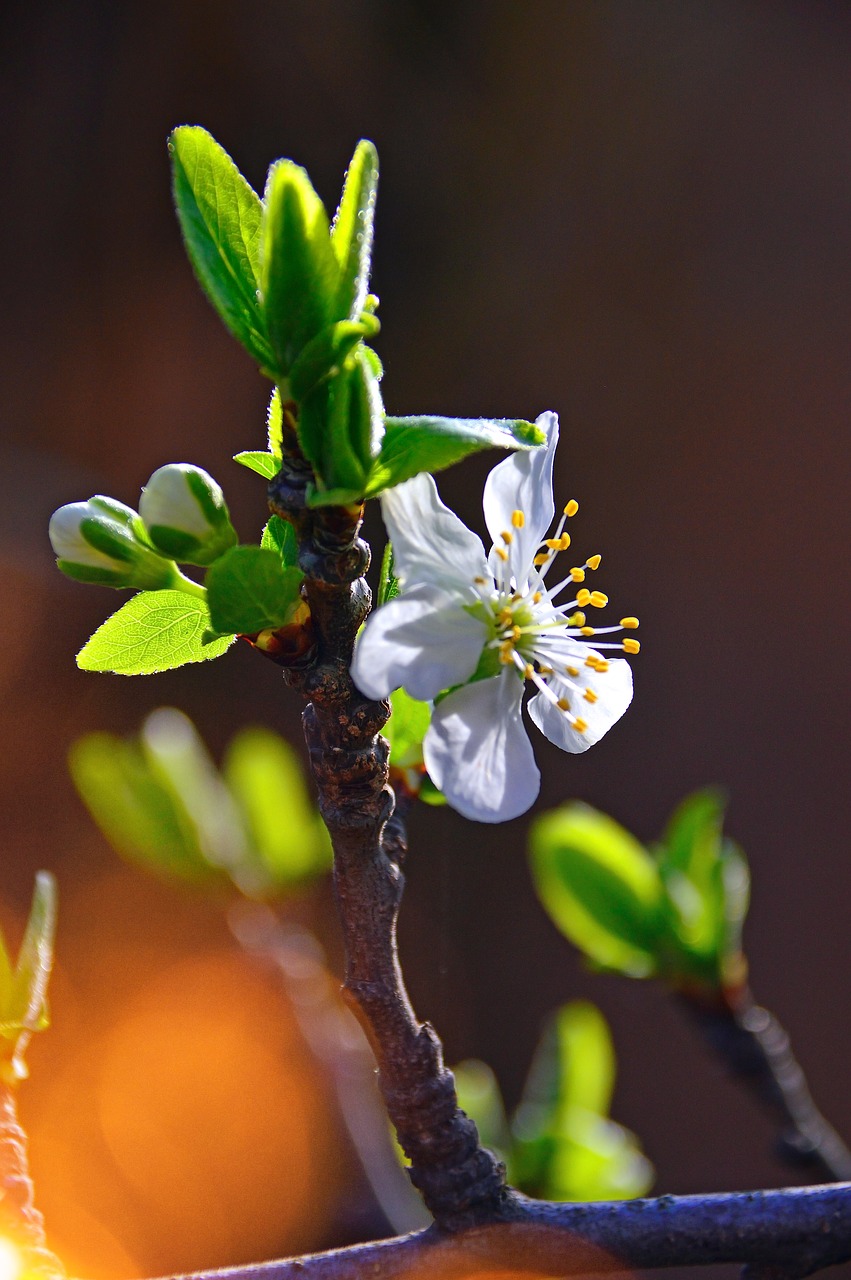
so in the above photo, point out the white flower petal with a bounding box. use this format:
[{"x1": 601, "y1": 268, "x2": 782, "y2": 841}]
[
  {"x1": 380, "y1": 473, "x2": 490, "y2": 593},
  {"x1": 483, "y1": 411, "x2": 559, "y2": 585},
  {"x1": 528, "y1": 656, "x2": 633, "y2": 754},
  {"x1": 351, "y1": 583, "x2": 487, "y2": 701},
  {"x1": 424, "y1": 672, "x2": 540, "y2": 823}
]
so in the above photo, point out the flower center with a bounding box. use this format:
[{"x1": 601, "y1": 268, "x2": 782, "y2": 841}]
[{"x1": 469, "y1": 498, "x2": 640, "y2": 735}]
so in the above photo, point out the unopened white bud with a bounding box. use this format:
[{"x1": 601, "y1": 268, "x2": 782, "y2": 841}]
[
  {"x1": 140, "y1": 464, "x2": 237, "y2": 565},
  {"x1": 49, "y1": 498, "x2": 177, "y2": 589}
]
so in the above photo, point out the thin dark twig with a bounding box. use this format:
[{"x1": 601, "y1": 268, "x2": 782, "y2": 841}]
[
  {"x1": 679, "y1": 985, "x2": 851, "y2": 1181},
  {"x1": 159, "y1": 1182, "x2": 851, "y2": 1279}
]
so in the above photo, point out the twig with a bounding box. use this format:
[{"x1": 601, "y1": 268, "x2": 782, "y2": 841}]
[
  {"x1": 159, "y1": 1183, "x2": 851, "y2": 1279},
  {"x1": 0, "y1": 1082, "x2": 65, "y2": 1276},
  {"x1": 269, "y1": 438, "x2": 506, "y2": 1227},
  {"x1": 679, "y1": 985, "x2": 851, "y2": 1181}
]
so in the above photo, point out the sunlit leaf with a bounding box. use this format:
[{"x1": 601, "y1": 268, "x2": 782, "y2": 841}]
[
  {"x1": 234, "y1": 451, "x2": 279, "y2": 479},
  {"x1": 169, "y1": 126, "x2": 274, "y2": 370},
  {"x1": 206, "y1": 546, "x2": 303, "y2": 635},
  {"x1": 330, "y1": 140, "x2": 379, "y2": 321},
  {"x1": 77, "y1": 591, "x2": 236, "y2": 675}
]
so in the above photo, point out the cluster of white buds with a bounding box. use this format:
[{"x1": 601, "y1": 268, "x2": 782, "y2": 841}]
[{"x1": 50, "y1": 465, "x2": 237, "y2": 589}]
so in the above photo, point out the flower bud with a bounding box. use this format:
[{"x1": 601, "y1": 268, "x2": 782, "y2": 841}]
[
  {"x1": 139, "y1": 464, "x2": 238, "y2": 565},
  {"x1": 49, "y1": 497, "x2": 177, "y2": 589}
]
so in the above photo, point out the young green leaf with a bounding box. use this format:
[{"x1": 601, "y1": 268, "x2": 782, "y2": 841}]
[
  {"x1": 77, "y1": 591, "x2": 236, "y2": 675},
  {"x1": 289, "y1": 316, "x2": 379, "y2": 403},
  {"x1": 261, "y1": 160, "x2": 340, "y2": 374},
  {"x1": 169, "y1": 126, "x2": 274, "y2": 371},
  {"x1": 267, "y1": 387, "x2": 284, "y2": 457},
  {"x1": 307, "y1": 414, "x2": 545, "y2": 506},
  {"x1": 260, "y1": 515, "x2": 298, "y2": 565},
  {"x1": 377, "y1": 541, "x2": 400, "y2": 606},
  {"x1": 385, "y1": 688, "x2": 431, "y2": 771},
  {"x1": 205, "y1": 546, "x2": 303, "y2": 635},
  {"x1": 223, "y1": 728, "x2": 332, "y2": 888},
  {"x1": 233, "y1": 451, "x2": 280, "y2": 479},
  {"x1": 330, "y1": 140, "x2": 379, "y2": 322},
  {"x1": 530, "y1": 804, "x2": 664, "y2": 977},
  {"x1": 298, "y1": 350, "x2": 382, "y2": 493}
]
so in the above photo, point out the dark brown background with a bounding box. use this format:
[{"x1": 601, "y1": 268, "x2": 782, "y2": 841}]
[{"x1": 1, "y1": 2, "x2": 849, "y2": 1277}]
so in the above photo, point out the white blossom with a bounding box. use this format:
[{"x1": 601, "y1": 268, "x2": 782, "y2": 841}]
[
  {"x1": 351, "y1": 413, "x2": 638, "y2": 823},
  {"x1": 49, "y1": 497, "x2": 177, "y2": 589}
]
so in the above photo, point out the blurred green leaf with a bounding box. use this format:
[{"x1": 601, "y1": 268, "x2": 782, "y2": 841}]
[
  {"x1": 169, "y1": 127, "x2": 274, "y2": 371},
  {"x1": 542, "y1": 1110, "x2": 654, "y2": 1203},
  {"x1": 261, "y1": 159, "x2": 339, "y2": 375},
  {"x1": 267, "y1": 387, "x2": 283, "y2": 457},
  {"x1": 234, "y1": 451, "x2": 279, "y2": 479},
  {"x1": 224, "y1": 728, "x2": 331, "y2": 889},
  {"x1": 530, "y1": 804, "x2": 664, "y2": 977},
  {"x1": 330, "y1": 140, "x2": 379, "y2": 322},
  {"x1": 206, "y1": 546, "x2": 304, "y2": 635},
  {"x1": 77, "y1": 591, "x2": 236, "y2": 675},
  {"x1": 69, "y1": 730, "x2": 220, "y2": 884},
  {"x1": 0, "y1": 874, "x2": 57, "y2": 1083}
]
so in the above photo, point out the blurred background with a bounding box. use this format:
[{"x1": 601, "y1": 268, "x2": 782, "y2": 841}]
[{"x1": 1, "y1": 1, "x2": 850, "y2": 1276}]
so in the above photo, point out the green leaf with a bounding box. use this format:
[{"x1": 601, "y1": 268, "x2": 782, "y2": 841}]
[
  {"x1": 541, "y1": 1111, "x2": 653, "y2": 1203},
  {"x1": 206, "y1": 545, "x2": 303, "y2": 635},
  {"x1": 662, "y1": 789, "x2": 725, "y2": 883},
  {"x1": 261, "y1": 515, "x2": 298, "y2": 565},
  {"x1": 298, "y1": 348, "x2": 383, "y2": 492},
  {"x1": 2, "y1": 872, "x2": 56, "y2": 1035},
  {"x1": 69, "y1": 731, "x2": 221, "y2": 884},
  {"x1": 377, "y1": 541, "x2": 400, "y2": 606},
  {"x1": 385, "y1": 688, "x2": 431, "y2": 771},
  {"x1": 267, "y1": 387, "x2": 283, "y2": 457},
  {"x1": 77, "y1": 591, "x2": 236, "y2": 675},
  {"x1": 306, "y1": 415, "x2": 545, "y2": 505},
  {"x1": 261, "y1": 159, "x2": 339, "y2": 374},
  {"x1": 223, "y1": 729, "x2": 331, "y2": 889},
  {"x1": 530, "y1": 803, "x2": 664, "y2": 977},
  {"x1": 169, "y1": 126, "x2": 274, "y2": 371},
  {"x1": 234, "y1": 451, "x2": 280, "y2": 479},
  {"x1": 330, "y1": 140, "x2": 379, "y2": 322},
  {"x1": 289, "y1": 316, "x2": 379, "y2": 403}
]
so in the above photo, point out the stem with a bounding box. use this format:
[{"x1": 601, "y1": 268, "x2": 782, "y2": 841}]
[
  {"x1": 0, "y1": 1082, "x2": 65, "y2": 1276},
  {"x1": 157, "y1": 1183, "x2": 851, "y2": 1279},
  {"x1": 678, "y1": 985, "x2": 851, "y2": 1181},
  {"x1": 268, "y1": 457, "x2": 508, "y2": 1228},
  {"x1": 169, "y1": 568, "x2": 207, "y2": 599}
]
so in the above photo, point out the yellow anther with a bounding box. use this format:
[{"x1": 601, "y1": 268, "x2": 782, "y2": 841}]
[
  {"x1": 569, "y1": 611, "x2": 586, "y2": 626},
  {"x1": 556, "y1": 697, "x2": 571, "y2": 711},
  {"x1": 532, "y1": 591, "x2": 542, "y2": 603},
  {"x1": 523, "y1": 663, "x2": 534, "y2": 679},
  {"x1": 511, "y1": 625, "x2": 522, "y2": 642},
  {"x1": 589, "y1": 591, "x2": 609, "y2": 608},
  {"x1": 580, "y1": 626, "x2": 595, "y2": 637},
  {"x1": 587, "y1": 554, "x2": 602, "y2": 570},
  {"x1": 501, "y1": 530, "x2": 513, "y2": 544},
  {"x1": 538, "y1": 664, "x2": 554, "y2": 675},
  {"x1": 494, "y1": 545, "x2": 509, "y2": 562},
  {"x1": 511, "y1": 509, "x2": 525, "y2": 528},
  {"x1": 474, "y1": 575, "x2": 486, "y2": 584},
  {"x1": 585, "y1": 656, "x2": 597, "y2": 668},
  {"x1": 623, "y1": 637, "x2": 641, "y2": 654},
  {"x1": 573, "y1": 717, "x2": 588, "y2": 734},
  {"x1": 545, "y1": 538, "x2": 562, "y2": 551},
  {"x1": 576, "y1": 588, "x2": 591, "y2": 607},
  {"x1": 499, "y1": 643, "x2": 514, "y2": 664},
  {"x1": 584, "y1": 688, "x2": 598, "y2": 704},
  {"x1": 566, "y1": 665, "x2": 580, "y2": 677},
  {"x1": 533, "y1": 553, "x2": 548, "y2": 566},
  {"x1": 564, "y1": 499, "x2": 579, "y2": 517},
  {"x1": 570, "y1": 567, "x2": 586, "y2": 583},
  {"x1": 595, "y1": 658, "x2": 610, "y2": 672},
  {"x1": 620, "y1": 616, "x2": 639, "y2": 629},
  {"x1": 498, "y1": 608, "x2": 513, "y2": 625}
]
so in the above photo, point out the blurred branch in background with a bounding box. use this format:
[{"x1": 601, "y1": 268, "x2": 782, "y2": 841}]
[{"x1": 530, "y1": 791, "x2": 851, "y2": 1182}]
